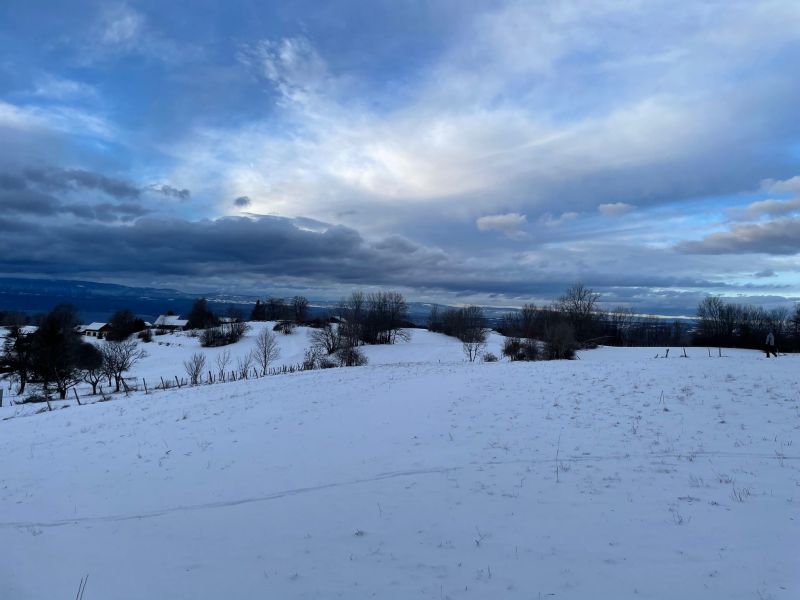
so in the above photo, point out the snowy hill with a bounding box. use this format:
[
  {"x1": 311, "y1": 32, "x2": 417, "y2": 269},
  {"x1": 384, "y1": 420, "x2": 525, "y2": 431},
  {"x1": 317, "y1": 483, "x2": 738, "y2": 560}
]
[{"x1": 0, "y1": 331, "x2": 798, "y2": 599}]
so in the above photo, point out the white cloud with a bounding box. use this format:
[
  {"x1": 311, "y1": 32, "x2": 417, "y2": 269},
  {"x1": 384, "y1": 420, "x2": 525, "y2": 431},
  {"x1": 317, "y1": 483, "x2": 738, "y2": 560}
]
[
  {"x1": 0, "y1": 100, "x2": 115, "y2": 140},
  {"x1": 476, "y1": 212, "x2": 528, "y2": 238},
  {"x1": 728, "y1": 197, "x2": 800, "y2": 222},
  {"x1": 761, "y1": 175, "x2": 800, "y2": 195},
  {"x1": 100, "y1": 4, "x2": 144, "y2": 47},
  {"x1": 31, "y1": 75, "x2": 99, "y2": 102},
  {"x1": 598, "y1": 202, "x2": 636, "y2": 216},
  {"x1": 540, "y1": 211, "x2": 579, "y2": 227},
  {"x1": 73, "y1": 3, "x2": 199, "y2": 65},
  {"x1": 162, "y1": 2, "x2": 800, "y2": 244}
]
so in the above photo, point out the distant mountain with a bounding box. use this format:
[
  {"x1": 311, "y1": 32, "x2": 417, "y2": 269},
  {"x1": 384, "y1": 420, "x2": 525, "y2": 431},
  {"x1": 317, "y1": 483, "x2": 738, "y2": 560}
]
[
  {"x1": 0, "y1": 277, "x2": 517, "y2": 325},
  {"x1": 0, "y1": 278, "x2": 220, "y2": 324}
]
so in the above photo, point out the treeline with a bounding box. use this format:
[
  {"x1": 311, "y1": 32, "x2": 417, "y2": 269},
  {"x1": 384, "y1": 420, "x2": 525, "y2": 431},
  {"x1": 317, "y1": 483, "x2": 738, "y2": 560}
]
[
  {"x1": 494, "y1": 283, "x2": 687, "y2": 354},
  {"x1": 694, "y1": 296, "x2": 800, "y2": 351},
  {"x1": 427, "y1": 283, "x2": 692, "y2": 362},
  {"x1": 0, "y1": 305, "x2": 146, "y2": 400},
  {"x1": 250, "y1": 296, "x2": 310, "y2": 323}
]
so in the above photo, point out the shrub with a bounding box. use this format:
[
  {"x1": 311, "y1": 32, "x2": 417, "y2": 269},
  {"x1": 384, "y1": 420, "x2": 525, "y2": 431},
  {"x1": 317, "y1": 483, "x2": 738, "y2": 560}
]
[
  {"x1": 544, "y1": 322, "x2": 577, "y2": 360},
  {"x1": 335, "y1": 345, "x2": 368, "y2": 367},
  {"x1": 200, "y1": 322, "x2": 249, "y2": 347},
  {"x1": 137, "y1": 328, "x2": 153, "y2": 343},
  {"x1": 302, "y1": 346, "x2": 322, "y2": 370},
  {"x1": 273, "y1": 320, "x2": 297, "y2": 335},
  {"x1": 483, "y1": 352, "x2": 498, "y2": 362},
  {"x1": 502, "y1": 337, "x2": 539, "y2": 361}
]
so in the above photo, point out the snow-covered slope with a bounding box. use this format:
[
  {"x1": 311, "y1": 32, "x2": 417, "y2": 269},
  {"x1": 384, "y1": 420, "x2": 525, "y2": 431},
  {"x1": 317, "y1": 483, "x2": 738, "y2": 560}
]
[{"x1": 1, "y1": 346, "x2": 797, "y2": 599}]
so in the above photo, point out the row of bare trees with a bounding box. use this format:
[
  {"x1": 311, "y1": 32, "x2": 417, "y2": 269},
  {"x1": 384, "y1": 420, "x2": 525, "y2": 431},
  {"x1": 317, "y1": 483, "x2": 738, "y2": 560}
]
[
  {"x1": 250, "y1": 296, "x2": 310, "y2": 323},
  {"x1": 695, "y1": 296, "x2": 800, "y2": 350}
]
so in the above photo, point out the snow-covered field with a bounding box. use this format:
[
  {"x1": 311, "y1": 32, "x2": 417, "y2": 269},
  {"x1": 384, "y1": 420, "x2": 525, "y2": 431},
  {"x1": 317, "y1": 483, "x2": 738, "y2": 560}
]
[{"x1": 1, "y1": 331, "x2": 798, "y2": 599}]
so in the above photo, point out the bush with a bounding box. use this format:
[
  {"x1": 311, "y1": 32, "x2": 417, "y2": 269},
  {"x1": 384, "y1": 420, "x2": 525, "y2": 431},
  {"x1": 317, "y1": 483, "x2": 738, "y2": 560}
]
[
  {"x1": 302, "y1": 346, "x2": 322, "y2": 370},
  {"x1": 273, "y1": 320, "x2": 296, "y2": 335},
  {"x1": 137, "y1": 328, "x2": 153, "y2": 343},
  {"x1": 543, "y1": 322, "x2": 577, "y2": 360},
  {"x1": 335, "y1": 345, "x2": 368, "y2": 367},
  {"x1": 200, "y1": 322, "x2": 249, "y2": 347},
  {"x1": 502, "y1": 337, "x2": 539, "y2": 361},
  {"x1": 482, "y1": 352, "x2": 498, "y2": 362}
]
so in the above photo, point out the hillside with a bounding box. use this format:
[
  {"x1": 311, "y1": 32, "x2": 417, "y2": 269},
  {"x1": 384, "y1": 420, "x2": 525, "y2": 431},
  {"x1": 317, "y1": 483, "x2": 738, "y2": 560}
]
[{"x1": 1, "y1": 340, "x2": 797, "y2": 599}]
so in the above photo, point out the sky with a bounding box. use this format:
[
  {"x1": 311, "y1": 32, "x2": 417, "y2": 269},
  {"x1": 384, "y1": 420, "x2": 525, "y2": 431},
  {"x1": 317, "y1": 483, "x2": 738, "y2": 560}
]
[{"x1": 1, "y1": 0, "x2": 800, "y2": 315}]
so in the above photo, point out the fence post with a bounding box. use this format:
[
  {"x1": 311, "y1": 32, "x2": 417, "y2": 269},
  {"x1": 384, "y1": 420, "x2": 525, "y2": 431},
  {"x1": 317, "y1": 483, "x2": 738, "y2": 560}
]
[
  {"x1": 143, "y1": 378, "x2": 148, "y2": 394},
  {"x1": 72, "y1": 388, "x2": 82, "y2": 406},
  {"x1": 0, "y1": 388, "x2": 3, "y2": 408}
]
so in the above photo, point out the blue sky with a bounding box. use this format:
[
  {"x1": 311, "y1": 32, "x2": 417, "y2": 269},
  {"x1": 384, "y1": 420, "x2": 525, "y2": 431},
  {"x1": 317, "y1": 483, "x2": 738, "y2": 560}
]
[{"x1": 1, "y1": 0, "x2": 800, "y2": 314}]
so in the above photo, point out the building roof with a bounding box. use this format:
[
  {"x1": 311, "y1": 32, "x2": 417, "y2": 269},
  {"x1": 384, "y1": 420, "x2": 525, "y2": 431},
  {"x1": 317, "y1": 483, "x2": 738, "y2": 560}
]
[
  {"x1": 85, "y1": 322, "x2": 109, "y2": 331},
  {"x1": 154, "y1": 315, "x2": 189, "y2": 327}
]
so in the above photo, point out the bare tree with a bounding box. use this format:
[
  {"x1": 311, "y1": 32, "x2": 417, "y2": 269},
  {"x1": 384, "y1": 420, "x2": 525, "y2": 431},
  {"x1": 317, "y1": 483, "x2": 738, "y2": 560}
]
[
  {"x1": 292, "y1": 296, "x2": 310, "y2": 323},
  {"x1": 236, "y1": 351, "x2": 255, "y2": 378},
  {"x1": 557, "y1": 282, "x2": 600, "y2": 342},
  {"x1": 184, "y1": 353, "x2": 206, "y2": 385},
  {"x1": 309, "y1": 323, "x2": 341, "y2": 355},
  {"x1": 82, "y1": 354, "x2": 105, "y2": 395},
  {"x1": 460, "y1": 306, "x2": 488, "y2": 362},
  {"x1": 462, "y1": 332, "x2": 487, "y2": 362},
  {"x1": 254, "y1": 328, "x2": 280, "y2": 375},
  {"x1": 215, "y1": 349, "x2": 231, "y2": 378},
  {"x1": 101, "y1": 339, "x2": 147, "y2": 392}
]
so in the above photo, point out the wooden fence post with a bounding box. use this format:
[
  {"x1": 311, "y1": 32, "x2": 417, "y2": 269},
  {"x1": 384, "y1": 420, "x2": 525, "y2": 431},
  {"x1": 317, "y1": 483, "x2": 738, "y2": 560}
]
[{"x1": 72, "y1": 388, "x2": 82, "y2": 406}]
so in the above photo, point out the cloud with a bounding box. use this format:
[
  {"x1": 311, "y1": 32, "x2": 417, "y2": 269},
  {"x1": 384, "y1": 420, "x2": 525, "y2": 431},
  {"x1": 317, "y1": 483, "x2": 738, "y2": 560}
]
[
  {"x1": 0, "y1": 100, "x2": 115, "y2": 141},
  {"x1": 25, "y1": 167, "x2": 141, "y2": 199},
  {"x1": 540, "y1": 212, "x2": 579, "y2": 227},
  {"x1": 754, "y1": 269, "x2": 776, "y2": 278},
  {"x1": 237, "y1": 36, "x2": 330, "y2": 108},
  {"x1": 0, "y1": 187, "x2": 148, "y2": 221},
  {"x1": 30, "y1": 75, "x2": 99, "y2": 102},
  {"x1": 73, "y1": 3, "x2": 201, "y2": 66},
  {"x1": 678, "y1": 218, "x2": 800, "y2": 255},
  {"x1": 0, "y1": 214, "x2": 451, "y2": 286},
  {"x1": 169, "y1": 2, "x2": 800, "y2": 237},
  {"x1": 476, "y1": 212, "x2": 527, "y2": 238},
  {"x1": 233, "y1": 196, "x2": 252, "y2": 208},
  {"x1": 598, "y1": 202, "x2": 635, "y2": 216},
  {"x1": 761, "y1": 175, "x2": 800, "y2": 195},
  {"x1": 728, "y1": 197, "x2": 800, "y2": 221},
  {"x1": 148, "y1": 184, "x2": 191, "y2": 201}
]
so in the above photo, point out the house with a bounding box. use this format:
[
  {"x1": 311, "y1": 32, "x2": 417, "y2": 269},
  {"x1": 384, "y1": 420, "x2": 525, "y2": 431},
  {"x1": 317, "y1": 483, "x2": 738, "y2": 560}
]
[
  {"x1": 84, "y1": 322, "x2": 111, "y2": 339},
  {"x1": 154, "y1": 315, "x2": 189, "y2": 331}
]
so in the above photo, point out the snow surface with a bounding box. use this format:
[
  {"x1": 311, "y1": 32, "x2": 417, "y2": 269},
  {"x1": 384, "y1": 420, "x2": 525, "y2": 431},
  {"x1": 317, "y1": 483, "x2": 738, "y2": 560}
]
[{"x1": 1, "y1": 331, "x2": 799, "y2": 599}]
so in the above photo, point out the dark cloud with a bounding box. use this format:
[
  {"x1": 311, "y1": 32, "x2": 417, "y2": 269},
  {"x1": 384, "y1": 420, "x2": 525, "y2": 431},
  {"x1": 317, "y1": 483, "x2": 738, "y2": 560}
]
[
  {"x1": 149, "y1": 184, "x2": 191, "y2": 201},
  {"x1": 0, "y1": 189, "x2": 61, "y2": 215},
  {"x1": 0, "y1": 212, "x2": 794, "y2": 315},
  {"x1": 233, "y1": 196, "x2": 251, "y2": 208},
  {"x1": 63, "y1": 202, "x2": 151, "y2": 221},
  {"x1": 677, "y1": 219, "x2": 800, "y2": 255},
  {"x1": 0, "y1": 186, "x2": 149, "y2": 222},
  {"x1": 24, "y1": 167, "x2": 141, "y2": 199}
]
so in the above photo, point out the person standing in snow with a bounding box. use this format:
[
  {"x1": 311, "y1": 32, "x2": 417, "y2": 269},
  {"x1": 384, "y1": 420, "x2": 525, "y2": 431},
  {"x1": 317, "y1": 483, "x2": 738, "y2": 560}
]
[{"x1": 765, "y1": 330, "x2": 778, "y2": 358}]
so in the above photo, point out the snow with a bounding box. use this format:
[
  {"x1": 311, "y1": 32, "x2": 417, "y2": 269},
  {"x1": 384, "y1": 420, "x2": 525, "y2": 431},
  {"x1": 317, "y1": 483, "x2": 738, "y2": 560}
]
[{"x1": 0, "y1": 330, "x2": 798, "y2": 599}]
